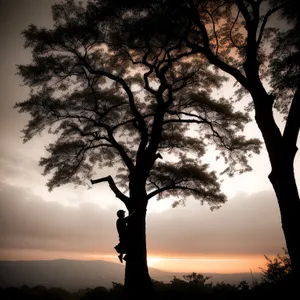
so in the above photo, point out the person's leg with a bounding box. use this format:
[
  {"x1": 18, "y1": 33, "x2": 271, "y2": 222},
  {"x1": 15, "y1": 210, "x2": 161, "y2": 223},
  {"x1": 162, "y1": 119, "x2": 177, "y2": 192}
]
[{"x1": 118, "y1": 253, "x2": 123, "y2": 263}]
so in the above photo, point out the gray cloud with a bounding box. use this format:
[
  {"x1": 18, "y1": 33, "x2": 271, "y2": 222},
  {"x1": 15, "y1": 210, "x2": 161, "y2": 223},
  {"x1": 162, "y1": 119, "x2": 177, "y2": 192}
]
[
  {"x1": 0, "y1": 145, "x2": 45, "y2": 185},
  {"x1": 147, "y1": 191, "x2": 286, "y2": 256},
  {"x1": 0, "y1": 181, "x2": 286, "y2": 258},
  {"x1": 0, "y1": 182, "x2": 118, "y2": 254}
]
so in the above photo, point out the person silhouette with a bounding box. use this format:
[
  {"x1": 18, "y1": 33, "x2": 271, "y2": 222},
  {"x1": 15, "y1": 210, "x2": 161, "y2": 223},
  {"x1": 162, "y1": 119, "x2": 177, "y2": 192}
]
[{"x1": 115, "y1": 209, "x2": 135, "y2": 263}]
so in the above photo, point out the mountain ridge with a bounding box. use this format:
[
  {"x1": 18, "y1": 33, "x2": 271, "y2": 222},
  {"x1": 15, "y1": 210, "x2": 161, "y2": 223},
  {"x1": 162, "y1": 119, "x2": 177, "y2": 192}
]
[{"x1": 0, "y1": 259, "x2": 261, "y2": 291}]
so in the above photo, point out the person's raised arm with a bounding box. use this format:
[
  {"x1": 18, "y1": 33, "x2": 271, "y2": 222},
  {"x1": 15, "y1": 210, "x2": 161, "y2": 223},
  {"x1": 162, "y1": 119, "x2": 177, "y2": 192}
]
[{"x1": 124, "y1": 210, "x2": 135, "y2": 221}]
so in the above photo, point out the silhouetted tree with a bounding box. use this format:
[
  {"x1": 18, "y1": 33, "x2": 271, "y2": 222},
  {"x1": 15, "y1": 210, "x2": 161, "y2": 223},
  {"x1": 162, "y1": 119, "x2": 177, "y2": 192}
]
[
  {"x1": 81, "y1": 286, "x2": 109, "y2": 300},
  {"x1": 183, "y1": 272, "x2": 212, "y2": 287},
  {"x1": 100, "y1": 0, "x2": 300, "y2": 285},
  {"x1": 260, "y1": 248, "x2": 292, "y2": 285},
  {"x1": 251, "y1": 249, "x2": 293, "y2": 297},
  {"x1": 15, "y1": 0, "x2": 260, "y2": 298},
  {"x1": 108, "y1": 282, "x2": 123, "y2": 300},
  {"x1": 237, "y1": 280, "x2": 250, "y2": 291}
]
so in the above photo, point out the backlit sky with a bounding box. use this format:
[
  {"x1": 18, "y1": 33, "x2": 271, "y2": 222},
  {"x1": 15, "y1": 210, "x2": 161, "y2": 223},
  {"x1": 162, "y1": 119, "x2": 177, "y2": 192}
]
[{"x1": 0, "y1": 0, "x2": 299, "y2": 274}]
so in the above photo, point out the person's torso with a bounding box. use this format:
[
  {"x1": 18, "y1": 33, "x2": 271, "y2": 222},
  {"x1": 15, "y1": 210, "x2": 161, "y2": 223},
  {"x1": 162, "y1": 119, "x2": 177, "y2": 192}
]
[{"x1": 116, "y1": 219, "x2": 128, "y2": 238}]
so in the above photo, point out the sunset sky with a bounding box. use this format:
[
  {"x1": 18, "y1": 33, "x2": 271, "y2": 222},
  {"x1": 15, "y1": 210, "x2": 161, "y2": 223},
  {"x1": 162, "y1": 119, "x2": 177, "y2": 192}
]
[{"x1": 0, "y1": 0, "x2": 298, "y2": 274}]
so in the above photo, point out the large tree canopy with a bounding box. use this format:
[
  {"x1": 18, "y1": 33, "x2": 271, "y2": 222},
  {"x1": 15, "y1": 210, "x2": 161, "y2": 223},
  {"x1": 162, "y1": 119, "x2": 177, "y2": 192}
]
[
  {"x1": 15, "y1": 0, "x2": 260, "y2": 206},
  {"x1": 15, "y1": 0, "x2": 263, "y2": 297}
]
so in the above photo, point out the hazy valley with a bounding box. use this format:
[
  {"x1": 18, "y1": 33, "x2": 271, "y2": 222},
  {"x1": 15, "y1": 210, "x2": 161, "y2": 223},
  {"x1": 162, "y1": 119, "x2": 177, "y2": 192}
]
[{"x1": 0, "y1": 259, "x2": 261, "y2": 292}]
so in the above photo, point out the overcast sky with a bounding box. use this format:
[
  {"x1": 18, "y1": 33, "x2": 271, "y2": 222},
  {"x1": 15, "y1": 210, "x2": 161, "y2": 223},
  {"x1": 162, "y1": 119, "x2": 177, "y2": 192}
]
[{"x1": 0, "y1": 0, "x2": 298, "y2": 273}]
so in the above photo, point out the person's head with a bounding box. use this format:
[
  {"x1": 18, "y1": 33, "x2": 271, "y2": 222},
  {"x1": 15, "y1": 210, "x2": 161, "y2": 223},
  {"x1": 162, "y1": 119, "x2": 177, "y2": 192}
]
[{"x1": 117, "y1": 210, "x2": 125, "y2": 218}]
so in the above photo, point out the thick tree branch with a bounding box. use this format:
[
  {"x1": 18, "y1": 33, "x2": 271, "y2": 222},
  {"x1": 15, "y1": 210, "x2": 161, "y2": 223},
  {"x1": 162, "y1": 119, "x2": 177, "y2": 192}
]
[
  {"x1": 90, "y1": 175, "x2": 129, "y2": 204},
  {"x1": 257, "y1": 5, "x2": 285, "y2": 47},
  {"x1": 162, "y1": 118, "x2": 204, "y2": 125},
  {"x1": 186, "y1": 3, "x2": 249, "y2": 88},
  {"x1": 147, "y1": 184, "x2": 223, "y2": 201},
  {"x1": 235, "y1": 0, "x2": 252, "y2": 25},
  {"x1": 283, "y1": 83, "x2": 300, "y2": 154},
  {"x1": 147, "y1": 183, "x2": 175, "y2": 200}
]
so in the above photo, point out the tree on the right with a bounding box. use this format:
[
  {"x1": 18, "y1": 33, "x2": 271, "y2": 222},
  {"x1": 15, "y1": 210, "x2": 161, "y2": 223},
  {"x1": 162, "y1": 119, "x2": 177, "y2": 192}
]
[{"x1": 107, "y1": 0, "x2": 300, "y2": 286}]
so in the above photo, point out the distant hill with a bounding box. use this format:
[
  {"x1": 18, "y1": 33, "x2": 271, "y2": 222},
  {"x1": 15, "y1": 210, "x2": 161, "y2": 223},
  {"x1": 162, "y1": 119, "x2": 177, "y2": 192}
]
[{"x1": 0, "y1": 260, "x2": 262, "y2": 292}]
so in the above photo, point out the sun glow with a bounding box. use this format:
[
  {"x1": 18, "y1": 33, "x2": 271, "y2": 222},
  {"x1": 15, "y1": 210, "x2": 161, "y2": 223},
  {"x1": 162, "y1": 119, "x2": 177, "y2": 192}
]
[
  {"x1": 147, "y1": 256, "x2": 163, "y2": 268},
  {"x1": 145, "y1": 254, "x2": 269, "y2": 273}
]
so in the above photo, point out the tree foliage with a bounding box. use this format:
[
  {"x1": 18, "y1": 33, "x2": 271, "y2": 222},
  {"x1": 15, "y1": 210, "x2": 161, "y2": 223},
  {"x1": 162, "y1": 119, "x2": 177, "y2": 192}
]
[
  {"x1": 260, "y1": 248, "x2": 292, "y2": 284},
  {"x1": 15, "y1": 0, "x2": 260, "y2": 208}
]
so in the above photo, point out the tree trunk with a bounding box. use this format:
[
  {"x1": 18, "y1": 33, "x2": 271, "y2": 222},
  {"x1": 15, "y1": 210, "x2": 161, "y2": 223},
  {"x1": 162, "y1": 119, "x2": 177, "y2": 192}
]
[
  {"x1": 123, "y1": 205, "x2": 154, "y2": 299},
  {"x1": 269, "y1": 155, "x2": 300, "y2": 286},
  {"x1": 252, "y1": 86, "x2": 300, "y2": 286}
]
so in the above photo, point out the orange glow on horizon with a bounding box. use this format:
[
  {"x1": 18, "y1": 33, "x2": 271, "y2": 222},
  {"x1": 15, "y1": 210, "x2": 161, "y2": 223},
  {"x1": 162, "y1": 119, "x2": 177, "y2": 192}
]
[
  {"x1": 145, "y1": 255, "x2": 267, "y2": 273},
  {"x1": 0, "y1": 249, "x2": 272, "y2": 274}
]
